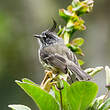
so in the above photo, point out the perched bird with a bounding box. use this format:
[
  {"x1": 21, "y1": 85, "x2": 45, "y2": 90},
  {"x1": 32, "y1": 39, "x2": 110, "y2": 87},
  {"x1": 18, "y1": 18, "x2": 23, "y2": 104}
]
[{"x1": 34, "y1": 20, "x2": 91, "y2": 82}]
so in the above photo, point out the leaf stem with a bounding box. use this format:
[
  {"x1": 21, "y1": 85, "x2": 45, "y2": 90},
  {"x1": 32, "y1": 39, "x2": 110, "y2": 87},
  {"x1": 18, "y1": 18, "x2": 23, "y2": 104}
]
[{"x1": 60, "y1": 90, "x2": 63, "y2": 110}]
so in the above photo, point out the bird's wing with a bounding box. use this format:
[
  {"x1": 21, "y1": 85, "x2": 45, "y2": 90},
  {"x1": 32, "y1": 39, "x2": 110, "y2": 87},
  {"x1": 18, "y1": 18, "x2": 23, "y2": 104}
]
[
  {"x1": 40, "y1": 52, "x2": 67, "y2": 74},
  {"x1": 53, "y1": 43, "x2": 80, "y2": 67},
  {"x1": 65, "y1": 50, "x2": 80, "y2": 67},
  {"x1": 40, "y1": 50, "x2": 91, "y2": 81}
]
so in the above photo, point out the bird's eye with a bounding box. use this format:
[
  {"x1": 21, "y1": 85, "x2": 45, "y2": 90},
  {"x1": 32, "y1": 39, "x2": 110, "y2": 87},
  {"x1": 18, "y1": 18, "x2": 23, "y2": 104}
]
[
  {"x1": 45, "y1": 33, "x2": 50, "y2": 38},
  {"x1": 41, "y1": 32, "x2": 46, "y2": 37}
]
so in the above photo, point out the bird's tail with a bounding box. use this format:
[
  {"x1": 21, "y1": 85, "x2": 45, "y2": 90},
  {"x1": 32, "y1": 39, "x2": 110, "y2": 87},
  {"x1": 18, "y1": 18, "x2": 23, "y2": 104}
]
[{"x1": 67, "y1": 64, "x2": 92, "y2": 81}]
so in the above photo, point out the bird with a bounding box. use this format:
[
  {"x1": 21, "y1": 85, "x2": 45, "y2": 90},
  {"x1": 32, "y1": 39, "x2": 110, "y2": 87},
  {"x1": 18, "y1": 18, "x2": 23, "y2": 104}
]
[{"x1": 34, "y1": 19, "x2": 91, "y2": 82}]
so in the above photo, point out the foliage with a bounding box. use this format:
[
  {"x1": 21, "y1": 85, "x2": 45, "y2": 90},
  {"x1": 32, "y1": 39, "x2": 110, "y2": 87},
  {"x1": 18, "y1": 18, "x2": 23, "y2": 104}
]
[
  {"x1": 8, "y1": 105, "x2": 31, "y2": 110},
  {"x1": 9, "y1": 0, "x2": 110, "y2": 110},
  {"x1": 11, "y1": 79, "x2": 98, "y2": 110}
]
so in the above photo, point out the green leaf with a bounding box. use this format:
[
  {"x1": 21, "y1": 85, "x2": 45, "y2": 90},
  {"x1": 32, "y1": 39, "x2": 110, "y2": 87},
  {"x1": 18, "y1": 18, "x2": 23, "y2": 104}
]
[
  {"x1": 75, "y1": 47, "x2": 84, "y2": 56},
  {"x1": 72, "y1": 0, "x2": 94, "y2": 16},
  {"x1": 72, "y1": 0, "x2": 80, "y2": 8},
  {"x1": 52, "y1": 80, "x2": 70, "y2": 110},
  {"x1": 78, "y1": 59, "x2": 84, "y2": 66},
  {"x1": 66, "y1": 43, "x2": 78, "y2": 52},
  {"x1": 67, "y1": 81, "x2": 98, "y2": 110},
  {"x1": 99, "y1": 98, "x2": 110, "y2": 110},
  {"x1": 63, "y1": 32, "x2": 70, "y2": 44},
  {"x1": 59, "y1": 9, "x2": 72, "y2": 21},
  {"x1": 66, "y1": 43, "x2": 84, "y2": 55},
  {"x1": 71, "y1": 38, "x2": 84, "y2": 47},
  {"x1": 105, "y1": 66, "x2": 110, "y2": 90},
  {"x1": 61, "y1": 81, "x2": 70, "y2": 110},
  {"x1": 22, "y1": 78, "x2": 36, "y2": 85},
  {"x1": 8, "y1": 104, "x2": 31, "y2": 110},
  {"x1": 15, "y1": 80, "x2": 60, "y2": 110},
  {"x1": 84, "y1": 66, "x2": 103, "y2": 76}
]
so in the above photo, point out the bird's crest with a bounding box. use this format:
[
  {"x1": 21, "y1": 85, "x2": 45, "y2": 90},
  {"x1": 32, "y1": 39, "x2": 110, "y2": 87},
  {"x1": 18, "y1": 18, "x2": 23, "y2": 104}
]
[{"x1": 48, "y1": 19, "x2": 57, "y2": 32}]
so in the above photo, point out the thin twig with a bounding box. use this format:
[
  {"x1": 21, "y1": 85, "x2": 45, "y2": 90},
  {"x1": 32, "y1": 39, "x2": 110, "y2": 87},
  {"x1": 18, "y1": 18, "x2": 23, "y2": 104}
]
[
  {"x1": 97, "y1": 90, "x2": 109, "y2": 108},
  {"x1": 102, "y1": 90, "x2": 109, "y2": 103},
  {"x1": 60, "y1": 90, "x2": 63, "y2": 110}
]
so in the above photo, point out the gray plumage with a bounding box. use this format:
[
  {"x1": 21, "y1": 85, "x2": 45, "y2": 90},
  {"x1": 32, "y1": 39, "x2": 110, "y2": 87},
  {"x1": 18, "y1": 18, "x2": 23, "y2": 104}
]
[{"x1": 34, "y1": 20, "x2": 91, "y2": 81}]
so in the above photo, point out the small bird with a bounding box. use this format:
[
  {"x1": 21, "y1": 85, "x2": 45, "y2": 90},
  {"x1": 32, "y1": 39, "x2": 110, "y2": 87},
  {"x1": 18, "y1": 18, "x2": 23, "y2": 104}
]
[{"x1": 34, "y1": 20, "x2": 91, "y2": 82}]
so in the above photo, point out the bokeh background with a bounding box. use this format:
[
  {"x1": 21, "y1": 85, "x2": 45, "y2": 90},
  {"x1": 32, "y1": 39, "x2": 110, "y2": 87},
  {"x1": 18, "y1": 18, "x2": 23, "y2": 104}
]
[{"x1": 0, "y1": 0, "x2": 110, "y2": 109}]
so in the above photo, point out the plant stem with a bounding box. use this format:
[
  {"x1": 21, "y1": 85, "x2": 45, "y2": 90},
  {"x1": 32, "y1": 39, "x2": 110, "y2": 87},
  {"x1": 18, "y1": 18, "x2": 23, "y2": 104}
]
[
  {"x1": 102, "y1": 90, "x2": 109, "y2": 103},
  {"x1": 98, "y1": 90, "x2": 109, "y2": 108},
  {"x1": 60, "y1": 90, "x2": 63, "y2": 110}
]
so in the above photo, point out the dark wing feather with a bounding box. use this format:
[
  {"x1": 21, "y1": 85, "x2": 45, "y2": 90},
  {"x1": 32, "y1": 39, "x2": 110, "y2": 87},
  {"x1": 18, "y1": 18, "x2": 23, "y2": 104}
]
[
  {"x1": 67, "y1": 64, "x2": 92, "y2": 81},
  {"x1": 65, "y1": 50, "x2": 80, "y2": 67},
  {"x1": 40, "y1": 50, "x2": 91, "y2": 81},
  {"x1": 40, "y1": 52, "x2": 67, "y2": 73}
]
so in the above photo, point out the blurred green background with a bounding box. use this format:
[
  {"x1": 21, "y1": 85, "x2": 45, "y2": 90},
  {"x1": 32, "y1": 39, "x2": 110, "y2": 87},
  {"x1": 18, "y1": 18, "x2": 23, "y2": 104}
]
[{"x1": 0, "y1": 0, "x2": 110, "y2": 109}]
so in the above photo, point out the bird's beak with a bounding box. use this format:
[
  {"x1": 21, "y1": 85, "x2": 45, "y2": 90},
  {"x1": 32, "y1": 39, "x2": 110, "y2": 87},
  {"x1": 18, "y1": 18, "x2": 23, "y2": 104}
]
[{"x1": 34, "y1": 34, "x2": 42, "y2": 38}]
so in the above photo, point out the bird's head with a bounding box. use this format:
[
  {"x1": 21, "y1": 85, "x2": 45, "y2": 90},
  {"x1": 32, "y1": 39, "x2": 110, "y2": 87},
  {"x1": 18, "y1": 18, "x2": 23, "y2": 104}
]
[{"x1": 34, "y1": 19, "x2": 62, "y2": 47}]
